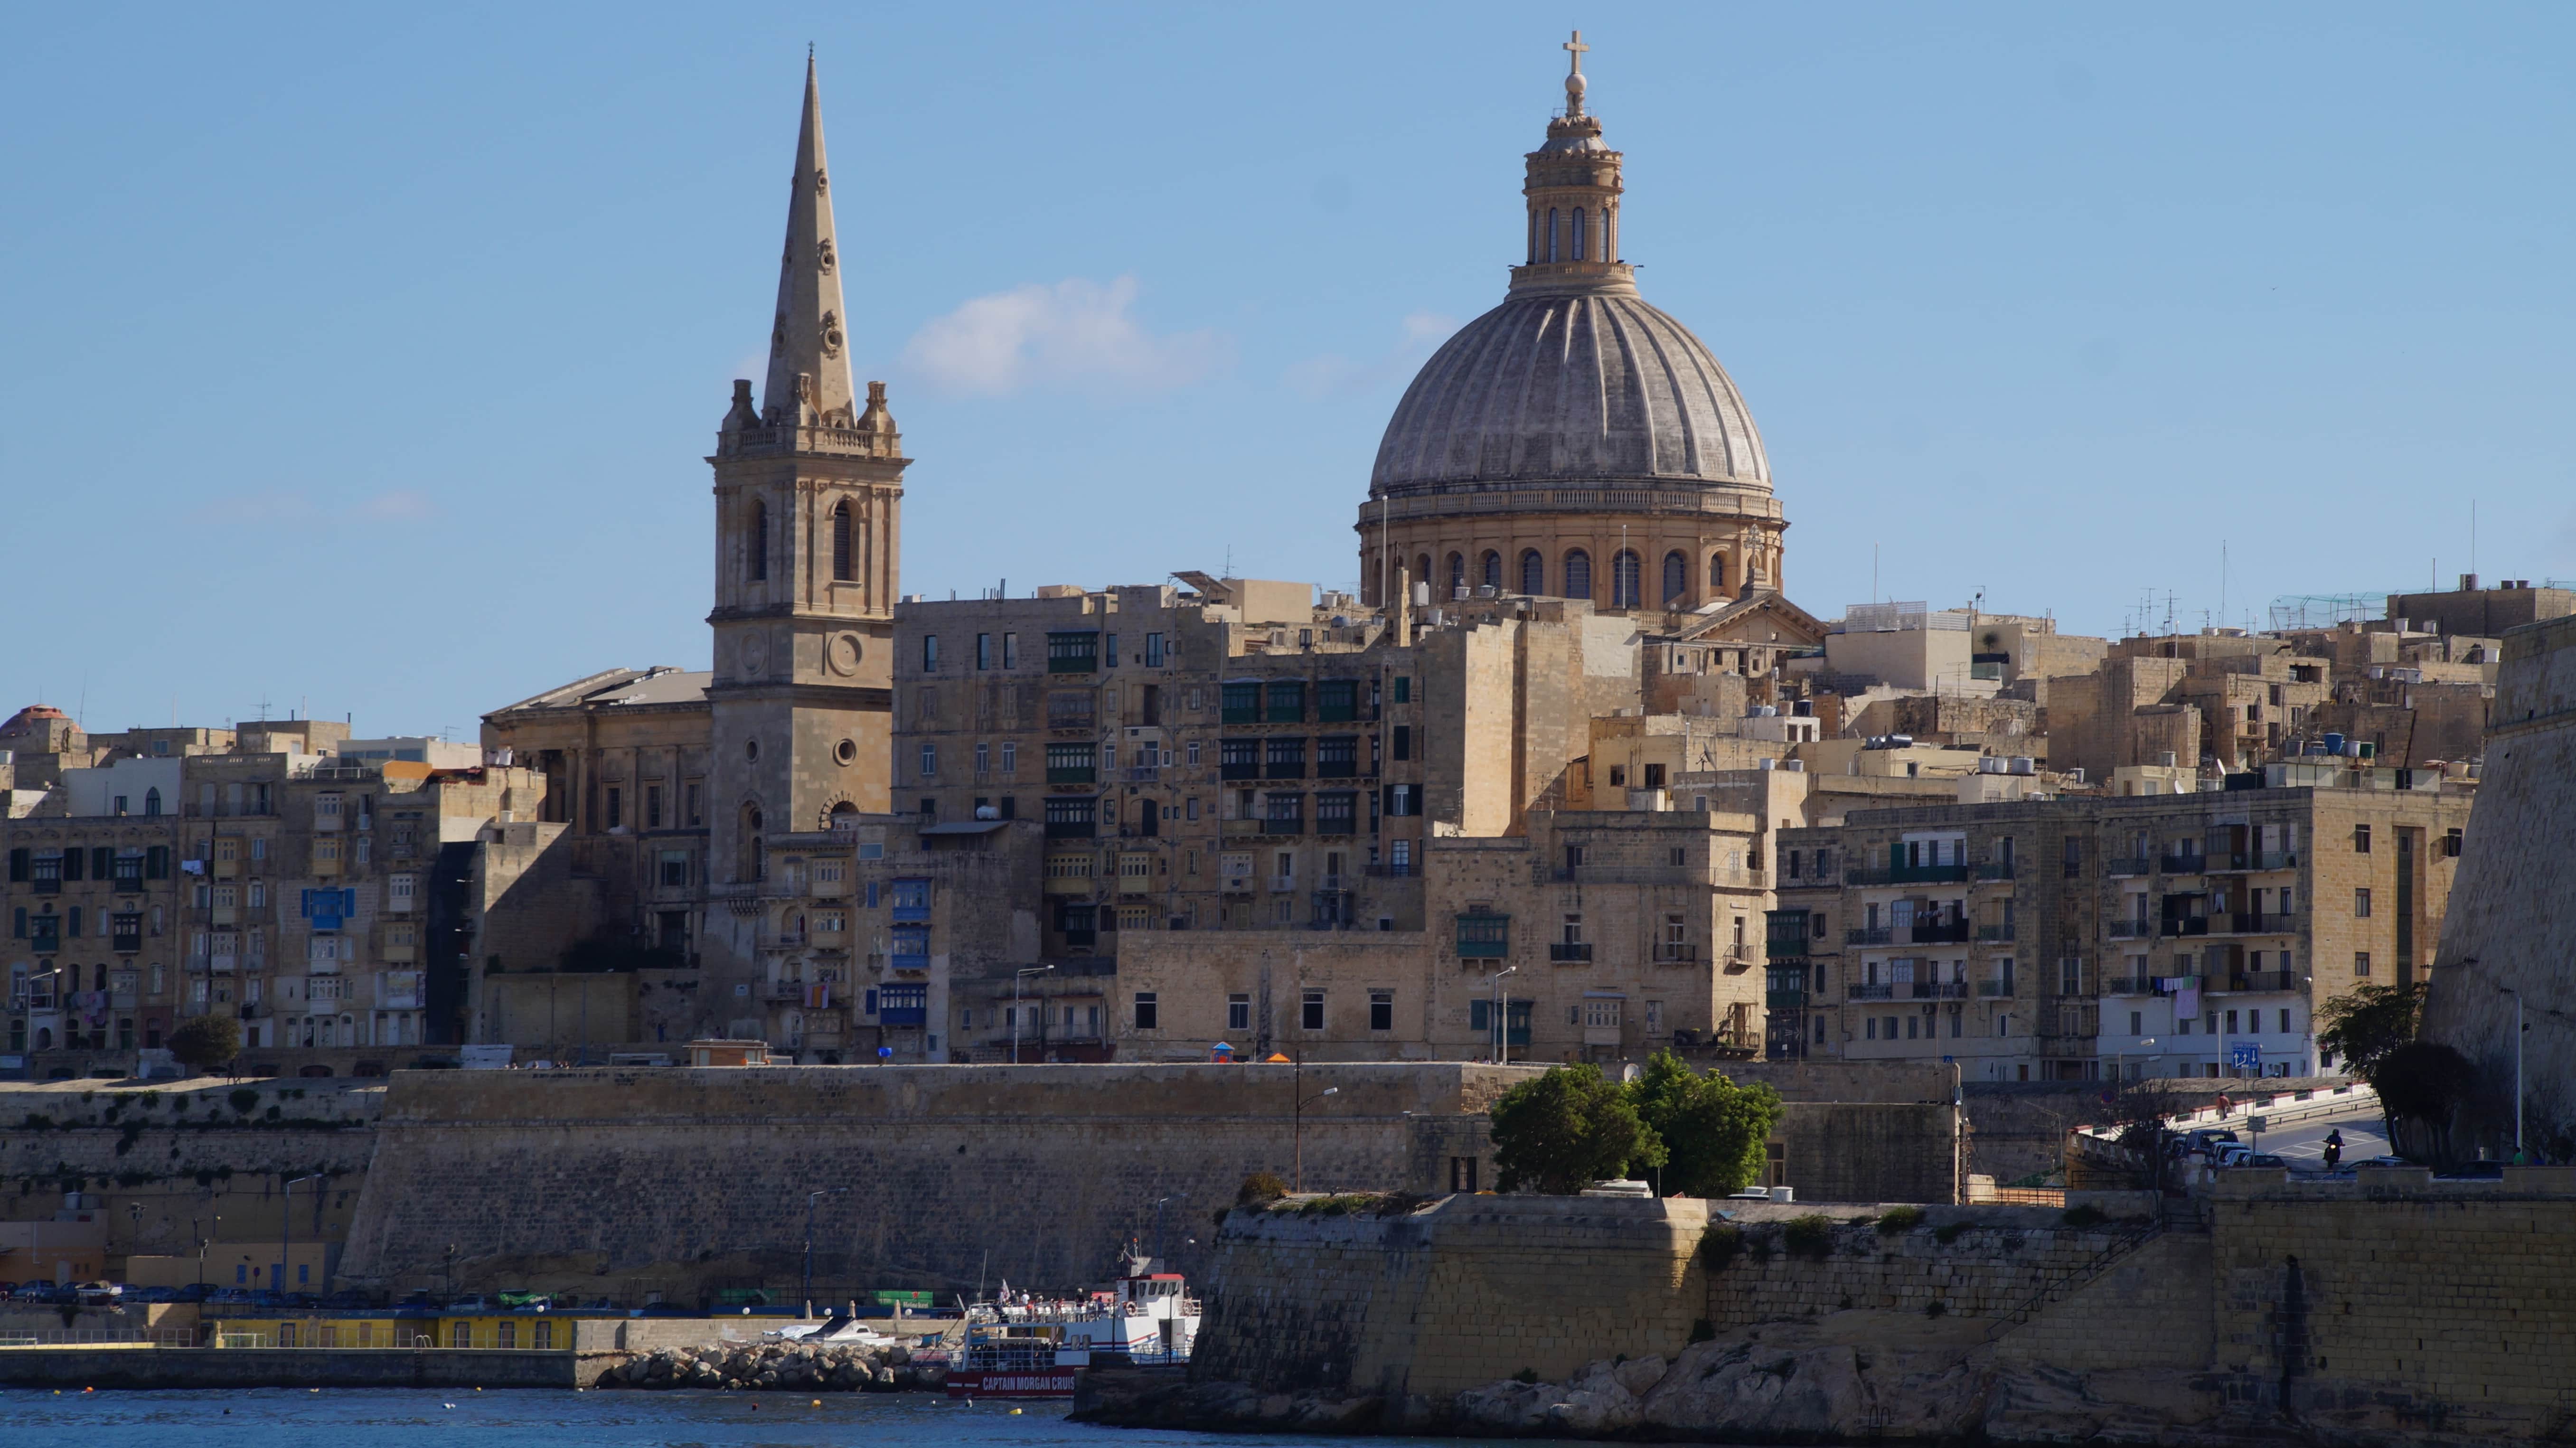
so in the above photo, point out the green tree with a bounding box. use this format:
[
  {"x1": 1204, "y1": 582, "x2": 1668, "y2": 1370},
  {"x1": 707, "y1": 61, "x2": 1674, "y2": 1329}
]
[
  {"x1": 168, "y1": 1016, "x2": 242, "y2": 1077},
  {"x1": 1625, "y1": 1051, "x2": 1784, "y2": 1198},
  {"x1": 1489, "y1": 1063, "x2": 1661, "y2": 1194},
  {"x1": 2373, "y1": 1041, "x2": 2479, "y2": 1128},
  {"x1": 2317, "y1": 982, "x2": 2427, "y2": 1080}
]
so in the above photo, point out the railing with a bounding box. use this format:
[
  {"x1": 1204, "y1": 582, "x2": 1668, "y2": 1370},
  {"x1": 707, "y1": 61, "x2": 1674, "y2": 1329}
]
[
  {"x1": 1975, "y1": 979, "x2": 2014, "y2": 997},
  {"x1": 2107, "y1": 919, "x2": 2154, "y2": 940},
  {"x1": 1220, "y1": 874, "x2": 1255, "y2": 893},
  {"x1": 1046, "y1": 767, "x2": 1097, "y2": 785},
  {"x1": 1910, "y1": 920, "x2": 1971, "y2": 944},
  {"x1": 1766, "y1": 987, "x2": 1807, "y2": 1009},
  {"x1": 1974, "y1": 861, "x2": 2017, "y2": 882},
  {"x1": 1267, "y1": 875, "x2": 1298, "y2": 893},
  {"x1": 1261, "y1": 818, "x2": 1305, "y2": 836},
  {"x1": 1720, "y1": 943, "x2": 1756, "y2": 965},
  {"x1": 1364, "y1": 862, "x2": 1414, "y2": 878},
  {"x1": 2158, "y1": 854, "x2": 2205, "y2": 874},
  {"x1": 2104, "y1": 977, "x2": 2158, "y2": 996},
  {"x1": 1264, "y1": 762, "x2": 1307, "y2": 780},
  {"x1": 2219, "y1": 970, "x2": 2302, "y2": 994},
  {"x1": 2160, "y1": 917, "x2": 2210, "y2": 938},
  {"x1": 1848, "y1": 983, "x2": 1896, "y2": 1000},
  {"x1": 2251, "y1": 850, "x2": 2299, "y2": 870},
  {"x1": 112, "y1": 935, "x2": 144, "y2": 954},
  {"x1": 2223, "y1": 912, "x2": 2303, "y2": 935},
  {"x1": 1911, "y1": 981, "x2": 1970, "y2": 1000},
  {"x1": 1549, "y1": 943, "x2": 1594, "y2": 963},
  {"x1": 1845, "y1": 925, "x2": 1894, "y2": 946},
  {"x1": 1844, "y1": 864, "x2": 1972, "y2": 886},
  {"x1": 2106, "y1": 857, "x2": 2151, "y2": 877},
  {"x1": 1654, "y1": 944, "x2": 1697, "y2": 963},
  {"x1": 1975, "y1": 923, "x2": 2015, "y2": 943}
]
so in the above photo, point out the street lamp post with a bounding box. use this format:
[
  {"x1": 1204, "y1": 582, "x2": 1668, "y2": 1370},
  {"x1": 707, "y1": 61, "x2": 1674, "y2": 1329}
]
[
  {"x1": 803, "y1": 1186, "x2": 850, "y2": 1312},
  {"x1": 280, "y1": 1175, "x2": 321, "y2": 1296},
  {"x1": 1485, "y1": 966, "x2": 1518, "y2": 1065},
  {"x1": 1293, "y1": 1084, "x2": 1338, "y2": 1193},
  {"x1": 1012, "y1": 965, "x2": 1055, "y2": 1064}
]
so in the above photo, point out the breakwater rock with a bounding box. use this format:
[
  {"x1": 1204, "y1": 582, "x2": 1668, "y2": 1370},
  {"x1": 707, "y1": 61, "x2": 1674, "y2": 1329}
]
[{"x1": 593, "y1": 1342, "x2": 944, "y2": 1392}]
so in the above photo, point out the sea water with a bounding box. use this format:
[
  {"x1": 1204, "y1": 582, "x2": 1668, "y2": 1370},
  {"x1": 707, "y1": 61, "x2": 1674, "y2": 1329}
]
[{"x1": 0, "y1": 1387, "x2": 1502, "y2": 1448}]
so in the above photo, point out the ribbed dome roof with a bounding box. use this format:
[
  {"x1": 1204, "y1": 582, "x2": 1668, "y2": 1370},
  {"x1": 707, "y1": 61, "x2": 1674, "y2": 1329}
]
[{"x1": 1369, "y1": 291, "x2": 1769, "y2": 495}]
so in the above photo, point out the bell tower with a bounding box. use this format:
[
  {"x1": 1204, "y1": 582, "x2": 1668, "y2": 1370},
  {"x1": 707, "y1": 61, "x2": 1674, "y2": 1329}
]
[{"x1": 706, "y1": 56, "x2": 905, "y2": 902}]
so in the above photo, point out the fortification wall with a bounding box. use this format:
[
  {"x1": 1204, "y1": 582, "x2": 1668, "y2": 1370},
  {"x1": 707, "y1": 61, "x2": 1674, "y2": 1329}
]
[
  {"x1": 0, "y1": 1081, "x2": 381, "y2": 1262},
  {"x1": 1702, "y1": 1205, "x2": 2136, "y2": 1326},
  {"x1": 2424, "y1": 615, "x2": 2576, "y2": 1157},
  {"x1": 1194, "y1": 1194, "x2": 1707, "y2": 1400},
  {"x1": 338, "y1": 1062, "x2": 1530, "y2": 1299},
  {"x1": 1781, "y1": 1102, "x2": 1960, "y2": 1203}
]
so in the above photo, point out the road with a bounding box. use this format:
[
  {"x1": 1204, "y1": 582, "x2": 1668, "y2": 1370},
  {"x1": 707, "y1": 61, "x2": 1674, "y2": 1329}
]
[{"x1": 2231, "y1": 1101, "x2": 2388, "y2": 1166}]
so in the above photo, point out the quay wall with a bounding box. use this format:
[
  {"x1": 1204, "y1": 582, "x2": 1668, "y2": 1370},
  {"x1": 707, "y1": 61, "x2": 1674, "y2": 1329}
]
[
  {"x1": 0, "y1": 1345, "x2": 600, "y2": 1389},
  {"x1": 338, "y1": 1063, "x2": 1529, "y2": 1298}
]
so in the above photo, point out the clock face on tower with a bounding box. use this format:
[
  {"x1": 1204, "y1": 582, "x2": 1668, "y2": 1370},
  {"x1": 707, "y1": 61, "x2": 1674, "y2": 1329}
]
[{"x1": 739, "y1": 632, "x2": 769, "y2": 678}]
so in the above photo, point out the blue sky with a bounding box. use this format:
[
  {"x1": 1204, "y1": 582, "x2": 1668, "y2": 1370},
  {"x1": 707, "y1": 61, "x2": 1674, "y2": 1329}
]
[{"x1": 4, "y1": 3, "x2": 2571, "y2": 736}]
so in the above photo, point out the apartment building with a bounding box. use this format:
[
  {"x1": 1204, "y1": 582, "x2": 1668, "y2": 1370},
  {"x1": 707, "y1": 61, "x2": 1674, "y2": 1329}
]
[{"x1": 1770, "y1": 763, "x2": 2473, "y2": 1081}]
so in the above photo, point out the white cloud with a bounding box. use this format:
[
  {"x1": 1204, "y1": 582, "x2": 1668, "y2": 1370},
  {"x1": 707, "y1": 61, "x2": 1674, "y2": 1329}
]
[
  {"x1": 903, "y1": 276, "x2": 1230, "y2": 395},
  {"x1": 351, "y1": 490, "x2": 434, "y2": 522},
  {"x1": 1285, "y1": 310, "x2": 1456, "y2": 398}
]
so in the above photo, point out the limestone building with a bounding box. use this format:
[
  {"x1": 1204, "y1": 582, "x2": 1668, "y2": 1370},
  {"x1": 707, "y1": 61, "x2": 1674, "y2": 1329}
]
[
  {"x1": 1772, "y1": 765, "x2": 2472, "y2": 1081},
  {"x1": 479, "y1": 60, "x2": 904, "y2": 1036},
  {"x1": 1359, "y1": 37, "x2": 1787, "y2": 620}
]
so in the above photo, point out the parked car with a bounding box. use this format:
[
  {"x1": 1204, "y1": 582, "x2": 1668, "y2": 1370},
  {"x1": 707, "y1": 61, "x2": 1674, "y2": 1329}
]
[
  {"x1": 322, "y1": 1289, "x2": 376, "y2": 1310},
  {"x1": 123, "y1": 1285, "x2": 178, "y2": 1304},
  {"x1": 169, "y1": 1283, "x2": 211, "y2": 1303}
]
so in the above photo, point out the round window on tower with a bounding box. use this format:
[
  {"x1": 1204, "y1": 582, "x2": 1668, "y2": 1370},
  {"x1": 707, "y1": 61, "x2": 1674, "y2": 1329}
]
[
  {"x1": 744, "y1": 738, "x2": 760, "y2": 763},
  {"x1": 835, "y1": 739, "x2": 857, "y2": 767}
]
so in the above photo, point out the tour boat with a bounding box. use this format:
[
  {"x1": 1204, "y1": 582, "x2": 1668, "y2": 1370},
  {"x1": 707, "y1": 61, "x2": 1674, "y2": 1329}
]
[{"x1": 943, "y1": 1256, "x2": 1202, "y2": 1399}]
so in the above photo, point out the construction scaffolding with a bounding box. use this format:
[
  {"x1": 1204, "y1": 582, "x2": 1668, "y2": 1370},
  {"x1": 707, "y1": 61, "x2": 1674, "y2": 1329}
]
[{"x1": 2267, "y1": 592, "x2": 2394, "y2": 632}]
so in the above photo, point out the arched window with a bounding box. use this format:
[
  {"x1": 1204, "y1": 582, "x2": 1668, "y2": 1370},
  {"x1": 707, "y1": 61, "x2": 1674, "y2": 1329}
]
[
  {"x1": 1548, "y1": 207, "x2": 1560, "y2": 263},
  {"x1": 1708, "y1": 554, "x2": 1727, "y2": 591},
  {"x1": 1447, "y1": 553, "x2": 1466, "y2": 597},
  {"x1": 830, "y1": 501, "x2": 854, "y2": 582},
  {"x1": 1528, "y1": 209, "x2": 1541, "y2": 264},
  {"x1": 740, "y1": 805, "x2": 765, "y2": 883},
  {"x1": 1481, "y1": 551, "x2": 1502, "y2": 589},
  {"x1": 143, "y1": 788, "x2": 161, "y2": 817},
  {"x1": 1663, "y1": 551, "x2": 1688, "y2": 606},
  {"x1": 749, "y1": 499, "x2": 769, "y2": 582},
  {"x1": 1414, "y1": 555, "x2": 1432, "y2": 595},
  {"x1": 1520, "y1": 549, "x2": 1545, "y2": 596},
  {"x1": 1563, "y1": 549, "x2": 1591, "y2": 601},
  {"x1": 1571, "y1": 207, "x2": 1586, "y2": 260},
  {"x1": 1611, "y1": 550, "x2": 1642, "y2": 610}
]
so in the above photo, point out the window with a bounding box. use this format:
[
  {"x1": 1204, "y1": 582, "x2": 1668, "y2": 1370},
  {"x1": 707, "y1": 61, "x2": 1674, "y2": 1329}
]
[
  {"x1": 919, "y1": 744, "x2": 938, "y2": 779},
  {"x1": 1301, "y1": 990, "x2": 1326, "y2": 1031},
  {"x1": 748, "y1": 499, "x2": 768, "y2": 581},
  {"x1": 2354, "y1": 951, "x2": 2371, "y2": 978},
  {"x1": 1265, "y1": 680, "x2": 1306, "y2": 723},
  {"x1": 645, "y1": 785, "x2": 663, "y2": 829},
  {"x1": 1563, "y1": 549, "x2": 1591, "y2": 600},
  {"x1": 2353, "y1": 824, "x2": 2371, "y2": 853},
  {"x1": 921, "y1": 635, "x2": 939, "y2": 671},
  {"x1": 1662, "y1": 551, "x2": 1687, "y2": 605},
  {"x1": 659, "y1": 851, "x2": 690, "y2": 889},
  {"x1": 1520, "y1": 550, "x2": 1545, "y2": 595},
  {"x1": 977, "y1": 633, "x2": 993, "y2": 670},
  {"x1": 1316, "y1": 792, "x2": 1358, "y2": 835},
  {"x1": 1570, "y1": 206, "x2": 1586, "y2": 259},
  {"x1": 2059, "y1": 957, "x2": 2083, "y2": 995},
  {"x1": 1385, "y1": 784, "x2": 1418, "y2": 818},
  {"x1": 605, "y1": 787, "x2": 622, "y2": 830},
  {"x1": 1391, "y1": 725, "x2": 1411, "y2": 762},
  {"x1": 830, "y1": 501, "x2": 854, "y2": 581},
  {"x1": 1608, "y1": 550, "x2": 1640, "y2": 609},
  {"x1": 1146, "y1": 632, "x2": 1166, "y2": 667},
  {"x1": 999, "y1": 741, "x2": 1017, "y2": 774},
  {"x1": 1048, "y1": 630, "x2": 1100, "y2": 673},
  {"x1": 1133, "y1": 992, "x2": 1158, "y2": 1030},
  {"x1": 1316, "y1": 679, "x2": 1359, "y2": 722},
  {"x1": 1228, "y1": 994, "x2": 1251, "y2": 1032},
  {"x1": 1003, "y1": 633, "x2": 1019, "y2": 668},
  {"x1": 2061, "y1": 836, "x2": 2083, "y2": 878},
  {"x1": 1369, "y1": 989, "x2": 1394, "y2": 1031},
  {"x1": 2354, "y1": 888, "x2": 2372, "y2": 918}
]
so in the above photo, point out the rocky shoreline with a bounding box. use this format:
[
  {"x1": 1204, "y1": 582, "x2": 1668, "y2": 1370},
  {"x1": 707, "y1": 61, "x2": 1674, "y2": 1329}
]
[
  {"x1": 1073, "y1": 1327, "x2": 2546, "y2": 1447},
  {"x1": 593, "y1": 1341, "x2": 945, "y2": 1393}
]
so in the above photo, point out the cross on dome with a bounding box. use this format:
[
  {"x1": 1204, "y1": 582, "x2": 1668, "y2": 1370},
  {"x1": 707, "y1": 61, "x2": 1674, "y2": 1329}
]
[{"x1": 1562, "y1": 30, "x2": 1589, "y2": 116}]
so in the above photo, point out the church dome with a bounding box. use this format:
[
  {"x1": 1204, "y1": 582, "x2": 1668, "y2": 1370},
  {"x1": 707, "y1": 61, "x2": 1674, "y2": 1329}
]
[{"x1": 1368, "y1": 291, "x2": 1769, "y2": 495}]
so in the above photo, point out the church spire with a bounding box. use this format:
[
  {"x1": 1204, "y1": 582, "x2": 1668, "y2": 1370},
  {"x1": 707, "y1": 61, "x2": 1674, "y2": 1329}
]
[{"x1": 761, "y1": 55, "x2": 857, "y2": 428}]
